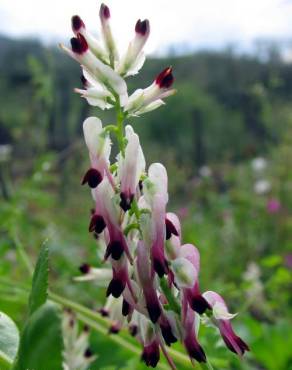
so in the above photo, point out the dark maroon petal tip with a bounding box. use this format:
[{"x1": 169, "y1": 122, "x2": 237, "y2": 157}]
[
  {"x1": 120, "y1": 192, "x2": 134, "y2": 212},
  {"x1": 223, "y1": 334, "x2": 250, "y2": 356},
  {"x1": 155, "y1": 67, "x2": 174, "y2": 89},
  {"x1": 98, "y1": 307, "x2": 109, "y2": 317},
  {"x1": 100, "y1": 3, "x2": 110, "y2": 19},
  {"x1": 189, "y1": 294, "x2": 211, "y2": 315},
  {"x1": 79, "y1": 263, "x2": 90, "y2": 274},
  {"x1": 236, "y1": 337, "x2": 250, "y2": 354},
  {"x1": 82, "y1": 168, "x2": 102, "y2": 188},
  {"x1": 106, "y1": 278, "x2": 125, "y2": 298},
  {"x1": 83, "y1": 324, "x2": 90, "y2": 332},
  {"x1": 129, "y1": 324, "x2": 138, "y2": 337},
  {"x1": 70, "y1": 33, "x2": 88, "y2": 54},
  {"x1": 109, "y1": 324, "x2": 120, "y2": 334},
  {"x1": 105, "y1": 240, "x2": 124, "y2": 260},
  {"x1": 135, "y1": 19, "x2": 150, "y2": 36},
  {"x1": 153, "y1": 258, "x2": 169, "y2": 278},
  {"x1": 84, "y1": 348, "x2": 93, "y2": 358},
  {"x1": 188, "y1": 343, "x2": 207, "y2": 363},
  {"x1": 72, "y1": 15, "x2": 85, "y2": 32},
  {"x1": 122, "y1": 299, "x2": 131, "y2": 316},
  {"x1": 160, "y1": 322, "x2": 177, "y2": 346},
  {"x1": 81, "y1": 74, "x2": 89, "y2": 88},
  {"x1": 146, "y1": 301, "x2": 162, "y2": 324},
  {"x1": 89, "y1": 214, "x2": 106, "y2": 234},
  {"x1": 141, "y1": 342, "x2": 160, "y2": 368},
  {"x1": 165, "y1": 218, "x2": 179, "y2": 240}
]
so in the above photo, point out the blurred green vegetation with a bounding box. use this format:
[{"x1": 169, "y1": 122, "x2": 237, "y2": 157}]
[{"x1": 0, "y1": 34, "x2": 291, "y2": 369}]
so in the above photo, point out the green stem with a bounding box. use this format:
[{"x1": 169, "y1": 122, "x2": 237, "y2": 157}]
[
  {"x1": 49, "y1": 292, "x2": 193, "y2": 369},
  {"x1": 160, "y1": 277, "x2": 181, "y2": 315},
  {"x1": 48, "y1": 291, "x2": 109, "y2": 326},
  {"x1": 111, "y1": 93, "x2": 126, "y2": 156},
  {"x1": 76, "y1": 314, "x2": 170, "y2": 370}
]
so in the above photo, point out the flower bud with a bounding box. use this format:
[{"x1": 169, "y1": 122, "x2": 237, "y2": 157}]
[
  {"x1": 117, "y1": 19, "x2": 150, "y2": 77},
  {"x1": 124, "y1": 68, "x2": 175, "y2": 116},
  {"x1": 99, "y1": 3, "x2": 119, "y2": 65}
]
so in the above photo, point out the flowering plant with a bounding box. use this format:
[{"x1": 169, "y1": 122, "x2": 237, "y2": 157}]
[{"x1": 61, "y1": 4, "x2": 249, "y2": 368}]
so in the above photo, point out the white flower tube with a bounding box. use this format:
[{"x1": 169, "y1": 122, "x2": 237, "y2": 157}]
[
  {"x1": 99, "y1": 3, "x2": 119, "y2": 66},
  {"x1": 125, "y1": 67, "x2": 176, "y2": 116},
  {"x1": 82, "y1": 117, "x2": 113, "y2": 189},
  {"x1": 117, "y1": 19, "x2": 150, "y2": 77},
  {"x1": 118, "y1": 125, "x2": 145, "y2": 211}
]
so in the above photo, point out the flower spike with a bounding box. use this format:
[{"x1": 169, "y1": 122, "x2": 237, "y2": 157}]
[{"x1": 62, "y1": 5, "x2": 248, "y2": 369}]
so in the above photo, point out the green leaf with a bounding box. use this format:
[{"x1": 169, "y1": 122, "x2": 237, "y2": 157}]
[
  {"x1": 13, "y1": 302, "x2": 63, "y2": 370},
  {"x1": 28, "y1": 241, "x2": 49, "y2": 314},
  {"x1": 0, "y1": 312, "x2": 19, "y2": 369}
]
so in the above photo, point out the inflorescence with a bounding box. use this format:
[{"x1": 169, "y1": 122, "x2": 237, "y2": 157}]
[{"x1": 61, "y1": 4, "x2": 249, "y2": 368}]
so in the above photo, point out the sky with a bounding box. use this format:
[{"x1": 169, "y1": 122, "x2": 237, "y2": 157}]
[{"x1": 0, "y1": 0, "x2": 292, "y2": 55}]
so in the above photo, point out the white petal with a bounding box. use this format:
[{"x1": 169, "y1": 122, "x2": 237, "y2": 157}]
[
  {"x1": 74, "y1": 268, "x2": 112, "y2": 285},
  {"x1": 81, "y1": 56, "x2": 128, "y2": 105},
  {"x1": 149, "y1": 163, "x2": 168, "y2": 190},
  {"x1": 82, "y1": 29, "x2": 109, "y2": 63},
  {"x1": 84, "y1": 96, "x2": 109, "y2": 109},
  {"x1": 124, "y1": 89, "x2": 144, "y2": 113},
  {"x1": 139, "y1": 314, "x2": 155, "y2": 345},
  {"x1": 172, "y1": 257, "x2": 197, "y2": 288},
  {"x1": 118, "y1": 125, "x2": 145, "y2": 197},
  {"x1": 124, "y1": 52, "x2": 146, "y2": 77},
  {"x1": 83, "y1": 117, "x2": 111, "y2": 160},
  {"x1": 144, "y1": 163, "x2": 168, "y2": 204},
  {"x1": 213, "y1": 302, "x2": 238, "y2": 320},
  {"x1": 83, "y1": 117, "x2": 103, "y2": 154},
  {"x1": 82, "y1": 67, "x2": 106, "y2": 90},
  {"x1": 97, "y1": 177, "x2": 119, "y2": 224},
  {"x1": 99, "y1": 5, "x2": 119, "y2": 63},
  {"x1": 75, "y1": 87, "x2": 112, "y2": 109},
  {"x1": 126, "y1": 125, "x2": 145, "y2": 188},
  {"x1": 135, "y1": 99, "x2": 165, "y2": 115},
  {"x1": 179, "y1": 244, "x2": 200, "y2": 272}
]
